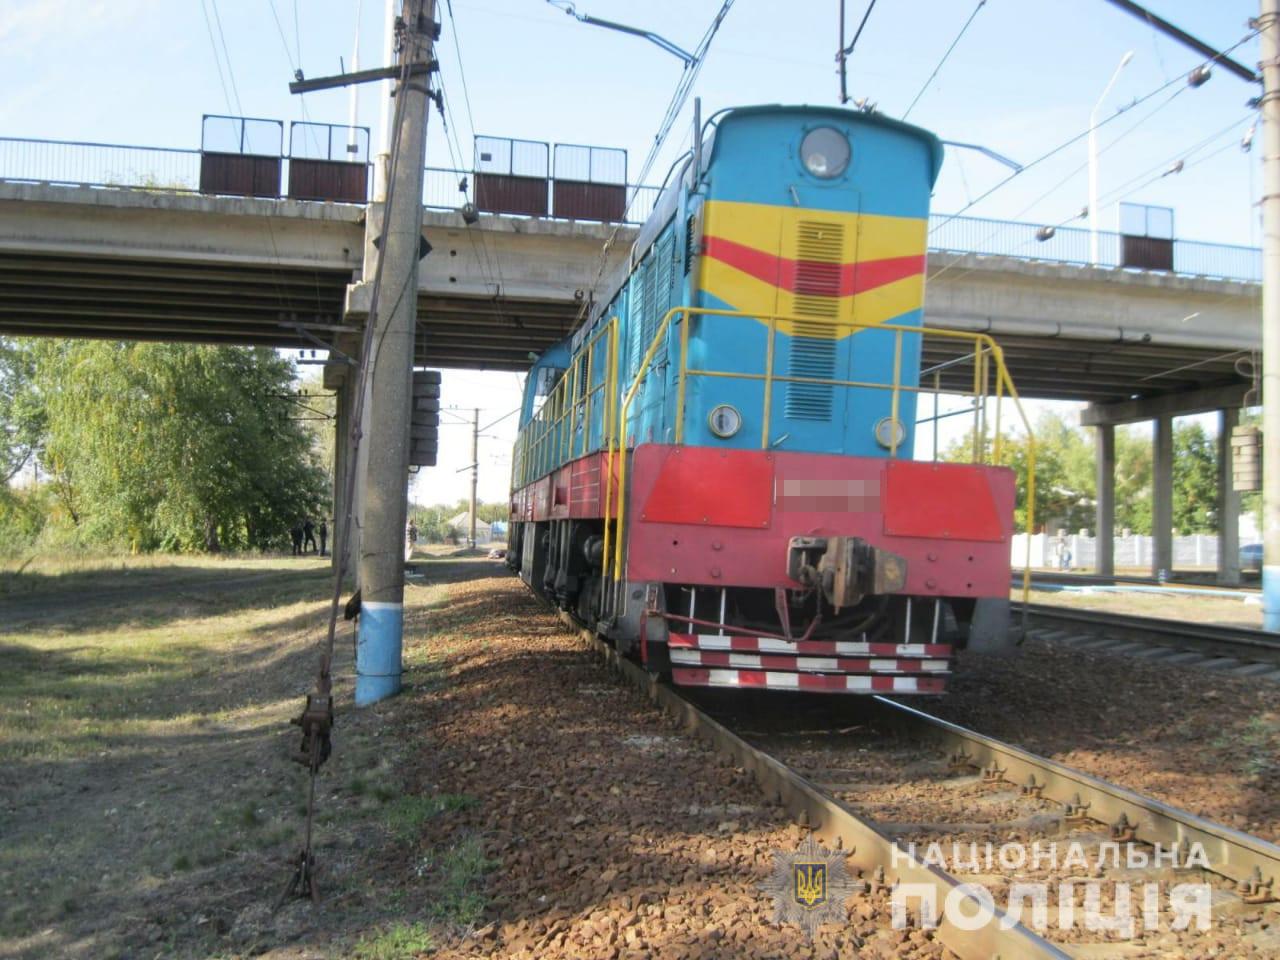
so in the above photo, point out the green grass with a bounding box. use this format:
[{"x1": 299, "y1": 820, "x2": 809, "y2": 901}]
[
  {"x1": 0, "y1": 561, "x2": 333, "y2": 764},
  {"x1": 353, "y1": 922, "x2": 434, "y2": 959},
  {"x1": 1240, "y1": 714, "x2": 1280, "y2": 777},
  {"x1": 384, "y1": 793, "x2": 477, "y2": 841},
  {"x1": 419, "y1": 834, "x2": 494, "y2": 928}
]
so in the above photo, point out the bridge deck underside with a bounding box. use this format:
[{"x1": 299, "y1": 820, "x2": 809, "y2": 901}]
[
  {"x1": 922, "y1": 334, "x2": 1249, "y2": 404},
  {"x1": 0, "y1": 252, "x2": 352, "y2": 350},
  {"x1": 0, "y1": 252, "x2": 1251, "y2": 404}
]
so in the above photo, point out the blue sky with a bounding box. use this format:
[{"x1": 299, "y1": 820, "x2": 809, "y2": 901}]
[
  {"x1": 2, "y1": 0, "x2": 1262, "y2": 503},
  {"x1": 2, "y1": 1, "x2": 1262, "y2": 242}
]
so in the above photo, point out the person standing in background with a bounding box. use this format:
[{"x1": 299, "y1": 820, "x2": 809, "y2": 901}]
[
  {"x1": 302, "y1": 518, "x2": 318, "y2": 554},
  {"x1": 318, "y1": 519, "x2": 328, "y2": 557}
]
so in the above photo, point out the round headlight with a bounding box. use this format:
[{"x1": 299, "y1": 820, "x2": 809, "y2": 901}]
[
  {"x1": 800, "y1": 127, "x2": 851, "y2": 179},
  {"x1": 708, "y1": 404, "x2": 742, "y2": 438},
  {"x1": 875, "y1": 416, "x2": 906, "y2": 449}
]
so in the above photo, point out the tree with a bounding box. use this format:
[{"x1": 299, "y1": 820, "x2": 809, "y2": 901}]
[
  {"x1": 1114, "y1": 425, "x2": 1152, "y2": 535},
  {"x1": 31, "y1": 340, "x2": 327, "y2": 552},
  {"x1": 1172, "y1": 421, "x2": 1217, "y2": 534},
  {"x1": 942, "y1": 410, "x2": 1094, "y2": 533},
  {"x1": 0, "y1": 338, "x2": 42, "y2": 483}
]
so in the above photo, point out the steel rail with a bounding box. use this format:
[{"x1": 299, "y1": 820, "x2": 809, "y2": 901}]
[
  {"x1": 870, "y1": 696, "x2": 1280, "y2": 895},
  {"x1": 1017, "y1": 601, "x2": 1280, "y2": 666},
  {"x1": 566, "y1": 615, "x2": 1070, "y2": 960},
  {"x1": 1028, "y1": 571, "x2": 1260, "y2": 593}
]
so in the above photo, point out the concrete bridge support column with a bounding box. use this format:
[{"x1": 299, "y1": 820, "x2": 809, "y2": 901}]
[
  {"x1": 1094, "y1": 423, "x2": 1115, "y2": 575},
  {"x1": 1218, "y1": 407, "x2": 1242, "y2": 586},
  {"x1": 1153, "y1": 415, "x2": 1174, "y2": 577}
]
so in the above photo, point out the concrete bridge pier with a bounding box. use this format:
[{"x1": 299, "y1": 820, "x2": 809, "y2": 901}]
[
  {"x1": 1095, "y1": 424, "x2": 1116, "y2": 576},
  {"x1": 1084, "y1": 384, "x2": 1252, "y2": 582},
  {"x1": 1152, "y1": 415, "x2": 1174, "y2": 579},
  {"x1": 1218, "y1": 407, "x2": 1242, "y2": 586}
]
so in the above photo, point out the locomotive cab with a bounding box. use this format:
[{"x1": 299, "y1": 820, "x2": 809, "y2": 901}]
[{"x1": 508, "y1": 105, "x2": 1024, "y2": 695}]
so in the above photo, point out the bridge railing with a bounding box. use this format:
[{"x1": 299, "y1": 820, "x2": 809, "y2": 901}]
[
  {"x1": 0, "y1": 134, "x2": 1262, "y2": 280},
  {"x1": 0, "y1": 136, "x2": 202, "y2": 191},
  {"x1": 928, "y1": 212, "x2": 1262, "y2": 283},
  {"x1": 424, "y1": 166, "x2": 661, "y2": 225}
]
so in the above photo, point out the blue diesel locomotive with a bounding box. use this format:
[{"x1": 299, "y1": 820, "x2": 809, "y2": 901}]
[{"x1": 508, "y1": 104, "x2": 1022, "y2": 695}]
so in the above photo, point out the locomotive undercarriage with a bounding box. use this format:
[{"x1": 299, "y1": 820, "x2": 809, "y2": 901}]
[{"x1": 507, "y1": 516, "x2": 1008, "y2": 694}]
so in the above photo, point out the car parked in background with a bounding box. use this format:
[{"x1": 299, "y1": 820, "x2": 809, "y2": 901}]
[{"x1": 1241, "y1": 543, "x2": 1263, "y2": 572}]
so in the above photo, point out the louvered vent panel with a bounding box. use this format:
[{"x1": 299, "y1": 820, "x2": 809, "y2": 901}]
[
  {"x1": 641, "y1": 257, "x2": 659, "y2": 351},
  {"x1": 628, "y1": 262, "x2": 647, "y2": 378},
  {"x1": 786, "y1": 221, "x2": 844, "y2": 421}
]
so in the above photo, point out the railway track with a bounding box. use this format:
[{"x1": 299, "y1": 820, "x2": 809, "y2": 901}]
[
  {"x1": 570, "y1": 616, "x2": 1280, "y2": 959},
  {"x1": 1028, "y1": 571, "x2": 1260, "y2": 592},
  {"x1": 1019, "y1": 602, "x2": 1280, "y2": 676}
]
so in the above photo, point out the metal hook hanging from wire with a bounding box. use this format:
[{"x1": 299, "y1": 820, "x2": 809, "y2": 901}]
[{"x1": 546, "y1": 0, "x2": 696, "y2": 65}]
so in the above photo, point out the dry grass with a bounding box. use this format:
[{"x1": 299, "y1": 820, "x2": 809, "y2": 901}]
[{"x1": 0, "y1": 552, "x2": 499, "y2": 960}]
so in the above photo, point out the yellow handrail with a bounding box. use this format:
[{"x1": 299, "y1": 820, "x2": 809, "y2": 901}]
[{"x1": 607, "y1": 307, "x2": 1036, "y2": 606}]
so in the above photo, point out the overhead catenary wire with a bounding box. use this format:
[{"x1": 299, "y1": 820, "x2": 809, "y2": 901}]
[
  {"x1": 902, "y1": 0, "x2": 987, "y2": 120},
  {"x1": 929, "y1": 27, "x2": 1259, "y2": 239},
  {"x1": 572, "y1": 0, "x2": 737, "y2": 326},
  {"x1": 436, "y1": 0, "x2": 510, "y2": 320},
  {"x1": 928, "y1": 85, "x2": 1200, "y2": 289},
  {"x1": 206, "y1": 0, "x2": 244, "y2": 116},
  {"x1": 199, "y1": 0, "x2": 236, "y2": 115},
  {"x1": 927, "y1": 115, "x2": 1258, "y2": 296}
]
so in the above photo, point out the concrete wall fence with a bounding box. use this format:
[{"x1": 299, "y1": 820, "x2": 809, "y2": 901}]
[{"x1": 1011, "y1": 532, "x2": 1226, "y2": 570}]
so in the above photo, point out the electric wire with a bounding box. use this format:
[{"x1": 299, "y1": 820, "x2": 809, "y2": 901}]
[
  {"x1": 199, "y1": 0, "x2": 235, "y2": 115},
  {"x1": 207, "y1": 0, "x2": 244, "y2": 116},
  {"x1": 929, "y1": 27, "x2": 1259, "y2": 236},
  {"x1": 923, "y1": 29, "x2": 1261, "y2": 296},
  {"x1": 438, "y1": 0, "x2": 511, "y2": 321},
  {"x1": 279, "y1": 20, "x2": 425, "y2": 902},
  {"x1": 197, "y1": 0, "x2": 309, "y2": 326},
  {"x1": 928, "y1": 107, "x2": 1256, "y2": 294},
  {"x1": 927, "y1": 84, "x2": 1196, "y2": 289},
  {"x1": 903, "y1": 0, "x2": 986, "y2": 120},
  {"x1": 432, "y1": 65, "x2": 510, "y2": 323},
  {"x1": 573, "y1": 0, "x2": 737, "y2": 326}
]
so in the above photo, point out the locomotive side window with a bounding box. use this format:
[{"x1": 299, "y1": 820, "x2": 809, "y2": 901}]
[
  {"x1": 799, "y1": 127, "x2": 850, "y2": 179},
  {"x1": 534, "y1": 364, "x2": 564, "y2": 397}
]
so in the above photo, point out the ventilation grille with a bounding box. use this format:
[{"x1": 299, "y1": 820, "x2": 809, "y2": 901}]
[{"x1": 786, "y1": 222, "x2": 844, "y2": 421}]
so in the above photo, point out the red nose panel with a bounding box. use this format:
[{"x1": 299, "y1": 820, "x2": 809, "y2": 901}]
[
  {"x1": 882, "y1": 460, "x2": 1008, "y2": 542},
  {"x1": 638, "y1": 447, "x2": 775, "y2": 529}
]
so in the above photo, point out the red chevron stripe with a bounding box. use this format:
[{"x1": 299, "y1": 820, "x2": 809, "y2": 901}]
[{"x1": 703, "y1": 234, "x2": 924, "y2": 297}]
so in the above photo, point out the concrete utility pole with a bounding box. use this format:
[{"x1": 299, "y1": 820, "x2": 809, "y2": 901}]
[
  {"x1": 1262, "y1": 0, "x2": 1280, "y2": 630},
  {"x1": 356, "y1": 0, "x2": 435, "y2": 704},
  {"x1": 470, "y1": 407, "x2": 479, "y2": 548}
]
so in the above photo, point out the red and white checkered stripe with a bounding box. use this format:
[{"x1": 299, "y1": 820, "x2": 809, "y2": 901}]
[
  {"x1": 673, "y1": 667, "x2": 947, "y2": 694},
  {"x1": 668, "y1": 632, "x2": 951, "y2": 659},
  {"x1": 669, "y1": 648, "x2": 949, "y2": 674}
]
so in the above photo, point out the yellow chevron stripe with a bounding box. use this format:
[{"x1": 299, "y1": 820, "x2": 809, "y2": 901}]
[
  {"x1": 701, "y1": 199, "x2": 927, "y2": 263},
  {"x1": 700, "y1": 256, "x2": 924, "y2": 335}
]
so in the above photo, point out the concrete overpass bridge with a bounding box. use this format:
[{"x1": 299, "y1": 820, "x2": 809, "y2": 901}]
[
  {"x1": 0, "y1": 132, "x2": 1265, "y2": 585},
  {"x1": 0, "y1": 180, "x2": 1260, "y2": 403}
]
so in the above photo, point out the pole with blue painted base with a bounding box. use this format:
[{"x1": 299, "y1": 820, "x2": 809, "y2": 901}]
[{"x1": 355, "y1": 0, "x2": 434, "y2": 703}]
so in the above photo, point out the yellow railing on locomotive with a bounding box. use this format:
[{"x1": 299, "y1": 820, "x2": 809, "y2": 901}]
[
  {"x1": 511, "y1": 318, "x2": 618, "y2": 491},
  {"x1": 604, "y1": 306, "x2": 1036, "y2": 606}
]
